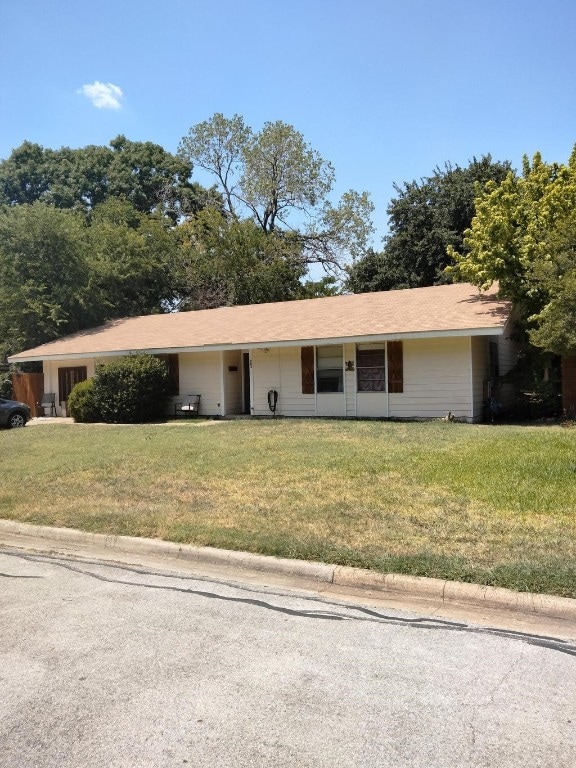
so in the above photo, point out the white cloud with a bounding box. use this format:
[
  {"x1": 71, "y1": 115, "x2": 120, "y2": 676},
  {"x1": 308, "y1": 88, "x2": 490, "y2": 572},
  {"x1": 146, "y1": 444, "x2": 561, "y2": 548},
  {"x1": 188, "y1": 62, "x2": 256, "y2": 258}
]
[{"x1": 78, "y1": 81, "x2": 124, "y2": 109}]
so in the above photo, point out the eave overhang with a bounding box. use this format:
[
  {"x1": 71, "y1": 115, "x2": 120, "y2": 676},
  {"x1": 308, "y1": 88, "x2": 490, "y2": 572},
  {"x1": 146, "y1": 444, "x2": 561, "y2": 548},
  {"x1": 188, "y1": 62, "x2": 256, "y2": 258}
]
[{"x1": 8, "y1": 326, "x2": 505, "y2": 364}]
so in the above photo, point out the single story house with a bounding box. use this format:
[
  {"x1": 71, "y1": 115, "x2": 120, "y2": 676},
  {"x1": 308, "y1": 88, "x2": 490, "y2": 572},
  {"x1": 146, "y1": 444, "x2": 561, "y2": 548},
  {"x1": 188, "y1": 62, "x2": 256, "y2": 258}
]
[{"x1": 8, "y1": 283, "x2": 516, "y2": 423}]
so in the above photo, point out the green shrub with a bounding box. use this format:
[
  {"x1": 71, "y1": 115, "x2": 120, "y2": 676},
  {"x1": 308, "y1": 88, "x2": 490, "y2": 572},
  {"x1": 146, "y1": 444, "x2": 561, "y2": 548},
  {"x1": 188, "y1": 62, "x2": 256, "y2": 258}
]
[
  {"x1": 515, "y1": 380, "x2": 562, "y2": 420},
  {"x1": 68, "y1": 379, "x2": 100, "y2": 423},
  {"x1": 92, "y1": 354, "x2": 169, "y2": 423},
  {"x1": 503, "y1": 348, "x2": 562, "y2": 420}
]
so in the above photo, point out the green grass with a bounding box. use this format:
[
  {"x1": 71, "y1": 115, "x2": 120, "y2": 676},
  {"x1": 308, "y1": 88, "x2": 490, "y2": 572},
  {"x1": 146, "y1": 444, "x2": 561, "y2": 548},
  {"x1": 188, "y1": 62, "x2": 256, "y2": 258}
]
[{"x1": 1, "y1": 419, "x2": 576, "y2": 597}]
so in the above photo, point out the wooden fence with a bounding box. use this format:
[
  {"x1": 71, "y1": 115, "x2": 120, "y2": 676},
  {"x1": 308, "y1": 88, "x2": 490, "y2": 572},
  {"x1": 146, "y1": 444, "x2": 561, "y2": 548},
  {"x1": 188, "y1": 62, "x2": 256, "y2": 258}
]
[{"x1": 11, "y1": 372, "x2": 44, "y2": 417}]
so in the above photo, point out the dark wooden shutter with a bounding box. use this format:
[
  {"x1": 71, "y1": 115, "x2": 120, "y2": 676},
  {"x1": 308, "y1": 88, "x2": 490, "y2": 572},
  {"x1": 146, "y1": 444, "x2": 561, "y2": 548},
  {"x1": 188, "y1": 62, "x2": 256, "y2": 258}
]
[
  {"x1": 387, "y1": 341, "x2": 403, "y2": 393},
  {"x1": 156, "y1": 354, "x2": 179, "y2": 395},
  {"x1": 301, "y1": 346, "x2": 315, "y2": 394}
]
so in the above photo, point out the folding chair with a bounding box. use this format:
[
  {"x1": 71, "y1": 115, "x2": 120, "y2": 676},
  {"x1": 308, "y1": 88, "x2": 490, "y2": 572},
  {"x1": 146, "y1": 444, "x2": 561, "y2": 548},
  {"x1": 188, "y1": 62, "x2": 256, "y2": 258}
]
[{"x1": 40, "y1": 393, "x2": 57, "y2": 417}]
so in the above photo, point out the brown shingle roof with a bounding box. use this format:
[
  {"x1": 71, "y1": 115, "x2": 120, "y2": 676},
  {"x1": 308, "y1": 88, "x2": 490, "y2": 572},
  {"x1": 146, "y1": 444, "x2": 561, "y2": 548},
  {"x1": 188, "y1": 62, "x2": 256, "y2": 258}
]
[{"x1": 8, "y1": 283, "x2": 511, "y2": 361}]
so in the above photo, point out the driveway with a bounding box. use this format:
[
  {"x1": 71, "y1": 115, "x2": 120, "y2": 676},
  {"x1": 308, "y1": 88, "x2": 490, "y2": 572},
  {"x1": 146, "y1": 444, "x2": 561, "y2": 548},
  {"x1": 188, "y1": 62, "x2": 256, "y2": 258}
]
[{"x1": 1, "y1": 547, "x2": 575, "y2": 767}]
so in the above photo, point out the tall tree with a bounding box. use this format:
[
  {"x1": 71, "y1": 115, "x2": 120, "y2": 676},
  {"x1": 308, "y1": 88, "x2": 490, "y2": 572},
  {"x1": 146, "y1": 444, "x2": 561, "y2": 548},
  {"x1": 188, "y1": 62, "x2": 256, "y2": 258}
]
[
  {"x1": 0, "y1": 136, "x2": 215, "y2": 220},
  {"x1": 178, "y1": 113, "x2": 374, "y2": 272},
  {"x1": 0, "y1": 200, "x2": 181, "y2": 359},
  {"x1": 0, "y1": 203, "x2": 91, "y2": 358},
  {"x1": 0, "y1": 141, "x2": 52, "y2": 204},
  {"x1": 86, "y1": 198, "x2": 179, "y2": 320},
  {"x1": 179, "y1": 113, "x2": 251, "y2": 218},
  {"x1": 346, "y1": 156, "x2": 512, "y2": 293},
  {"x1": 449, "y1": 149, "x2": 576, "y2": 356},
  {"x1": 175, "y1": 208, "x2": 307, "y2": 310}
]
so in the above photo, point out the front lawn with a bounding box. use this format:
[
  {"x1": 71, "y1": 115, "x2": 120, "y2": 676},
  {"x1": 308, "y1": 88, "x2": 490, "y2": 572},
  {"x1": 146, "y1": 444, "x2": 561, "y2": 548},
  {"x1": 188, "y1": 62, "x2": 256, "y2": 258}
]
[{"x1": 2, "y1": 419, "x2": 575, "y2": 597}]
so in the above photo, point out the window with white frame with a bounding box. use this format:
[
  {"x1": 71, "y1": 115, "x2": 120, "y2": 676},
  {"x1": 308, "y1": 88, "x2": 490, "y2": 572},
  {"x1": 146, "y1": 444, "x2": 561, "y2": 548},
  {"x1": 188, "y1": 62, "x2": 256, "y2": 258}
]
[{"x1": 316, "y1": 345, "x2": 343, "y2": 393}]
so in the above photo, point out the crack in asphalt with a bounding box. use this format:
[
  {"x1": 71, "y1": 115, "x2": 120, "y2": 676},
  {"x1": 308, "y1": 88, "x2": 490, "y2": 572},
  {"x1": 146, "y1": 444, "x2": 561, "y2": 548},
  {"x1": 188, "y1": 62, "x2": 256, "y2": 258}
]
[
  {"x1": 3, "y1": 549, "x2": 576, "y2": 658},
  {"x1": 0, "y1": 572, "x2": 42, "y2": 578}
]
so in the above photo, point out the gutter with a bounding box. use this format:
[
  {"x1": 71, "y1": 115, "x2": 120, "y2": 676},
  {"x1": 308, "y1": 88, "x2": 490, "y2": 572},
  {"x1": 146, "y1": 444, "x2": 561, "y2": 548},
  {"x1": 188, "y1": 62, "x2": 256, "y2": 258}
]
[{"x1": 8, "y1": 327, "x2": 505, "y2": 364}]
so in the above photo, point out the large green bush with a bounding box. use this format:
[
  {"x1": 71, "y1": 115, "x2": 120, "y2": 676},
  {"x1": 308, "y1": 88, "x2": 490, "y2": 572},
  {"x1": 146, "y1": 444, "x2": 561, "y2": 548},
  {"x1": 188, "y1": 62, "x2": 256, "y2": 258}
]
[
  {"x1": 91, "y1": 354, "x2": 170, "y2": 423},
  {"x1": 68, "y1": 379, "x2": 100, "y2": 423}
]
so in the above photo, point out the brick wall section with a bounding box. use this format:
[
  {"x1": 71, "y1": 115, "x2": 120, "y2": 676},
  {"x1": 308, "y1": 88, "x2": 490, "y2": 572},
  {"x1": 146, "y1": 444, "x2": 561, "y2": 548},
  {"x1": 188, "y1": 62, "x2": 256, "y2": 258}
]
[{"x1": 562, "y1": 356, "x2": 576, "y2": 415}]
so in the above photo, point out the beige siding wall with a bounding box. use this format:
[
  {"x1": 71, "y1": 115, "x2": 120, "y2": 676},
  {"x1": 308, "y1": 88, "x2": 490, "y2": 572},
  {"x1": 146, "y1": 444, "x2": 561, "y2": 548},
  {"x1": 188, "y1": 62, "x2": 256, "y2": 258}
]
[
  {"x1": 45, "y1": 353, "x2": 223, "y2": 418},
  {"x1": 388, "y1": 337, "x2": 473, "y2": 421},
  {"x1": 44, "y1": 357, "x2": 104, "y2": 416},
  {"x1": 223, "y1": 350, "x2": 243, "y2": 415},
  {"x1": 43, "y1": 334, "x2": 512, "y2": 422},
  {"x1": 498, "y1": 319, "x2": 518, "y2": 375},
  {"x1": 471, "y1": 337, "x2": 488, "y2": 422},
  {"x1": 251, "y1": 348, "x2": 280, "y2": 416},
  {"x1": 343, "y1": 342, "x2": 357, "y2": 417},
  {"x1": 251, "y1": 347, "x2": 315, "y2": 417},
  {"x1": 277, "y1": 346, "x2": 316, "y2": 417},
  {"x1": 179, "y1": 351, "x2": 222, "y2": 416}
]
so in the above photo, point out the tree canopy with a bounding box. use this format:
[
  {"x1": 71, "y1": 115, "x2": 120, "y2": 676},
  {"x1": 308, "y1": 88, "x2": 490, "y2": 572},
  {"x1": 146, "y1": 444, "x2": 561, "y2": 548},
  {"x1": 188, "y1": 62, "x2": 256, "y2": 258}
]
[
  {"x1": 0, "y1": 203, "x2": 91, "y2": 358},
  {"x1": 174, "y1": 208, "x2": 307, "y2": 310},
  {"x1": 0, "y1": 199, "x2": 179, "y2": 360},
  {"x1": 0, "y1": 136, "x2": 217, "y2": 220},
  {"x1": 448, "y1": 149, "x2": 576, "y2": 356},
  {"x1": 86, "y1": 198, "x2": 179, "y2": 318},
  {"x1": 6, "y1": 123, "x2": 539, "y2": 364},
  {"x1": 346, "y1": 156, "x2": 512, "y2": 293},
  {"x1": 178, "y1": 113, "x2": 374, "y2": 272},
  {"x1": 0, "y1": 121, "x2": 356, "y2": 362}
]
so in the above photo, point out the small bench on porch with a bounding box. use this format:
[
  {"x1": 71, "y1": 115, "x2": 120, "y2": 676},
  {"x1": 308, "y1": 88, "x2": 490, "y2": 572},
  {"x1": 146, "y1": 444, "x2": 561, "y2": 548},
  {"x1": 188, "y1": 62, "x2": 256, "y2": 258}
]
[{"x1": 174, "y1": 395, "x2": 201, "y2": 419}]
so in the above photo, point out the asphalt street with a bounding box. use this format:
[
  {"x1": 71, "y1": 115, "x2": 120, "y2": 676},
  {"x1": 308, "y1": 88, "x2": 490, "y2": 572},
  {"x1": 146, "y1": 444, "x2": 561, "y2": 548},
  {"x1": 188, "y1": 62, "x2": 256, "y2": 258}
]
[{"x1": 1, "y1": 548, "x2": 575, "y2": 768}]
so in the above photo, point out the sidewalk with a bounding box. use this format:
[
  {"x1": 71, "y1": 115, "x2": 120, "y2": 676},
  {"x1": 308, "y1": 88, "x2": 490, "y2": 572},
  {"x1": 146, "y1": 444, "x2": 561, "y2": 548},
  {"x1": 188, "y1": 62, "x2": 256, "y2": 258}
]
[{"x1": 27, "y1": 416, "x2": 74, "y2": 425}]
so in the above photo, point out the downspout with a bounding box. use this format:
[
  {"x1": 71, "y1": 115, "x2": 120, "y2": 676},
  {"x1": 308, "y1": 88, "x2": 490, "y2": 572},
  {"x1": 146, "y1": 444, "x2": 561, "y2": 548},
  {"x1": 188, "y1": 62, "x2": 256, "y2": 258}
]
[
  {"x1": 343, "y1": 345, "x2": 347, "y2": 418},
  {"x1": 249, "y1": 351, "x2": 254, "y2": 416},
  {"x1": 219, "y1": 351, "x2": 226, "y2": 418},
  {"x1": 469, "y1": 337, "x2": 474, "y2": 423}
]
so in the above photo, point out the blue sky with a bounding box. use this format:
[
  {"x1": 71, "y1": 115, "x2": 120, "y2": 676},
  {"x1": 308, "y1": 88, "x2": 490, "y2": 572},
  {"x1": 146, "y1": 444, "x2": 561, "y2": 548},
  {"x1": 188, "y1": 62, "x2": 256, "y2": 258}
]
[{"x1": 1, "y1": 0, "x2": 576, "y2": 246}]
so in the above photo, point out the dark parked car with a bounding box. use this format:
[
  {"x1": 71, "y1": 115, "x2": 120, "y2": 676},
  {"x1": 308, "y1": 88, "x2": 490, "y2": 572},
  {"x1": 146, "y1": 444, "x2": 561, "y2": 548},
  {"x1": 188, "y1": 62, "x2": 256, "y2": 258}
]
[{"x1": 0, "y1": 398, "x2": 31, "y2": 428}]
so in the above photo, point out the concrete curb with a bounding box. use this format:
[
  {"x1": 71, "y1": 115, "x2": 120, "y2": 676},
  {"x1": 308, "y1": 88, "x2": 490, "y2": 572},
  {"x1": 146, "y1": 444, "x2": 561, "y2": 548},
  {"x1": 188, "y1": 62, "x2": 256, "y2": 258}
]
[
  {"x1": 331, "y1": 566, "x2": 576, "y2": 620},
  {"x1": 0, "y1": 520, "x2": 335, "y2": 582},
  {"x1": 1, "y1": 519, "x2": 575, "y2": 622}
]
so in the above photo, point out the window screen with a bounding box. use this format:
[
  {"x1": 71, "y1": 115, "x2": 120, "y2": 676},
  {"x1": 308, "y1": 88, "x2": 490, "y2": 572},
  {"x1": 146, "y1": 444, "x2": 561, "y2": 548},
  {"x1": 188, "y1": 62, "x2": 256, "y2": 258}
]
[{"x1": 357, "y1": 347, "x2": 386, "y2": 392}]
